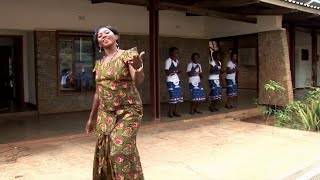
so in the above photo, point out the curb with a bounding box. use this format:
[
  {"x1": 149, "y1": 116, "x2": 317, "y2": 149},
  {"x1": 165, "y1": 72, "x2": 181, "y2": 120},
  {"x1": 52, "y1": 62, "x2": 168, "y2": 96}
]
[{"x1": 281, "y1": 159, "x2": 320, "y2": 180}]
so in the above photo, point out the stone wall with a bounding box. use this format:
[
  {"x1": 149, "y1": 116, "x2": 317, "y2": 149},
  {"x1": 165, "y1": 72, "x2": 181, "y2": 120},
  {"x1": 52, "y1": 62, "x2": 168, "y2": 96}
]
[
  {"x1": 258, "y1": 30, "x2": 293, "y2": 106},
  {"x1": 35, "y1": 31, "x2": 208, "y2": 114},
  {"x1": 35, "y1": 31, "x2": 93, "y2": 114}
]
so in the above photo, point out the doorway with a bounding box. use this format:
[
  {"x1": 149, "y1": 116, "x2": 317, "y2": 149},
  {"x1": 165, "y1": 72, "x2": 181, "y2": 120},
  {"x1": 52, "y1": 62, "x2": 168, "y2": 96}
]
[{"x1": 0, "y1": 36, "x2": 24, "y2": 113}]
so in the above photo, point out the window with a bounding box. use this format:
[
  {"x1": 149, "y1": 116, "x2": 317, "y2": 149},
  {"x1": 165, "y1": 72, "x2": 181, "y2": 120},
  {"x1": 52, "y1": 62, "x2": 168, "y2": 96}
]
[
  {"x1": 301, "y1": 49, "x2": 309, "y2": 61},
  {"x1": 58, "y1": 33, "x2": 102, "y2": 93},
  {"x1": 238, "y1": 48, "x2": 256, "y2": 66}
]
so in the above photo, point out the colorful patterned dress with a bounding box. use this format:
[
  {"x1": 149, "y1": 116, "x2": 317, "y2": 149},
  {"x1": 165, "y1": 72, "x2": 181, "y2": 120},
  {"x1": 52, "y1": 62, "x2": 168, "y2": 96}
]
[{"x1": 92, "y1": 47, "x2": 144, "y2": 180}]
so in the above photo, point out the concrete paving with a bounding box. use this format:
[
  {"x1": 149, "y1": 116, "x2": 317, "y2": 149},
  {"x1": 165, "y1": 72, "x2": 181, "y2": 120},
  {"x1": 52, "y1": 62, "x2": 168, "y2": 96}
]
[
  {"x1": 1, "y1": 109, "x2": 320, "y2": 180},
  {"x1": 0, "y1": 89, "x2": 257, "y2": 144}
]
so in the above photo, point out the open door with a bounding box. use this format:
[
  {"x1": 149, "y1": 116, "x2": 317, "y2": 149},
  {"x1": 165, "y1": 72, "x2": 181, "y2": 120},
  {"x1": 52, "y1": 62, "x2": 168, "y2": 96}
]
[
  {"x1": 0, "y1": 46, "x2": 11, "y2": 111},
  {"x1": 0, "y1": 36, "x2": 24, "y2": 113}
]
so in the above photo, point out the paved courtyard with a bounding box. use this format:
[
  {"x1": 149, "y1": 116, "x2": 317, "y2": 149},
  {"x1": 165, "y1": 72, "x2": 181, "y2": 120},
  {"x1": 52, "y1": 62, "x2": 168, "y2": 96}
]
[{"x1": 1, "y1": 110, "x2": 320, "y2": 180}]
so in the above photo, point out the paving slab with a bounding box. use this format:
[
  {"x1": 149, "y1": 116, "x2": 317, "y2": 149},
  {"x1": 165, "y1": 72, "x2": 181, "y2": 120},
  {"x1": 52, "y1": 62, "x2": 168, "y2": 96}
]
[{"x1": 1, "y1": 113, "x2": 320, "y2": 180}]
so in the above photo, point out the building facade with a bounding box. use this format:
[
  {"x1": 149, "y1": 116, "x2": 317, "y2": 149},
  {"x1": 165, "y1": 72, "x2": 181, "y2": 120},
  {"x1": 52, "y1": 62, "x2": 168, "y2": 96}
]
[{"x1": 0, "y1": 0, "x2": 318, "y2": 120}]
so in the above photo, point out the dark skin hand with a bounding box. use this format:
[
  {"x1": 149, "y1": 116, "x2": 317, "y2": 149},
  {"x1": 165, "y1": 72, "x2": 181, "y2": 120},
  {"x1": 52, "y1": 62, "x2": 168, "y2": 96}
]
[
  {"x1": 227, "y1": 54, "x2": 238, "y2": 74},
  {"x1": 209, "y1": 65, "x2": 214, "y2": 74},
  {"x1": 226, "y1": 67, "x2": 237, "y2": 74},
  {"x1": 165, "y1": 66, "x2": 182, "y2": 76},
  {"x1": 128, "y1": 51, "x2": 145, "y2": 85},
  {"x1": 187, "y1": 64, "x2": 202, "y2": 78},
  {"x1": 187, "y1": 67, "x2": 195, "y2": 77},
  {"x1": 209, "y1": 60, "x2": 224, "y2": 74}
]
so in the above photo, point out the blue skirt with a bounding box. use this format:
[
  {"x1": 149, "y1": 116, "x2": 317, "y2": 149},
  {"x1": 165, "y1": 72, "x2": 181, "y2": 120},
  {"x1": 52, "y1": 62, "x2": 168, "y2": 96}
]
[
  {"x1": 226, "y1": 78, "x2": 237, "y2": 97},
  {"x1": 167, "y1": 82, "x2": 183, "y2": 104},
  {"x1": 208, "y1": 79, "x2": 222, "y2": 100},
  {"x1": 189, "y1": 82, "x2": 206, "y2": 102}
]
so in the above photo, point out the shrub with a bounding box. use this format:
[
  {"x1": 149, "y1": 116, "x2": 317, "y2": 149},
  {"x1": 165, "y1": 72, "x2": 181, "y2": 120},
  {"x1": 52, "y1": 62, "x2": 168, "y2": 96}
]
[{"x1": 259, "y1": 80, "x2": 320, "y2": 131}]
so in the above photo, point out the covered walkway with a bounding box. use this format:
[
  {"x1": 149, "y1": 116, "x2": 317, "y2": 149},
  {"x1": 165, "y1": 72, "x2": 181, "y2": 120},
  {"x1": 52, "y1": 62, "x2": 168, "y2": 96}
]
[{"x1": 0, "y1": 89, "x2": 256, "y2": 144}]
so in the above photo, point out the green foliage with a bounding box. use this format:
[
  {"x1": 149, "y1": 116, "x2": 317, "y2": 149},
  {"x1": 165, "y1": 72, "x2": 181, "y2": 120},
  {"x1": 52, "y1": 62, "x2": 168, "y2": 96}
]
[
  {"x1": 259, "y1": 80, "x2": 320, "y2": 131},
  {"x1": 289, "y1": 93, "x2": 320, "y2": 131},
  {"x1": 264, "y1": 80, "x2": 286, "y2": 92},
  {"x1": 272, "y1": 101, "x2": 300, "y2": 129},
  {"x1": 259, "y1": 80, "x2": 288, "y2": 124}
]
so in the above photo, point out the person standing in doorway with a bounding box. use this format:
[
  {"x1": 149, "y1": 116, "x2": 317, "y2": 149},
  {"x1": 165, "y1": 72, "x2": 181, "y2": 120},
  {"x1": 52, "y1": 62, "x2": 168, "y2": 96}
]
[
  {"x1": 165, "y1": 47, "x2": 183, "y2": 118},
  {"x1": 86, "y1": 26, "x2": 145, "y2": 180},
  {"x1": 187, "y1": 53, "x2": 206, "y2": 114},
  {"x1": 208, "y1": 51, "x2": 222, "y2": 112},
  {"x1": 225, "y1": 51, "x2": 238, "y2": 108}
]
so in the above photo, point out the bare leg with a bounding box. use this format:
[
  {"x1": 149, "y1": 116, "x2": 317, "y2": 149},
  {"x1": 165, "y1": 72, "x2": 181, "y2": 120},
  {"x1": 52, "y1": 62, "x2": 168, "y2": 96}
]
[
  {"x1": 209, "y1": 100, "x2": 215, "y2": 112},
  {"x1": 194, "y1": 102, "x2": 202, "y2": 114},
  {"x1": 213, "y1": 100, "x2": 219, "y2": 111},
  {"x1": 190, "y1": 102, "x2": 196, "y2": 115},
  {"x1": 226, "y1": 97, "x2": 232, "y2": 109},
  {"x1": 233, "y1": 96, "x2": 238, "y2": 108},
  {"x1": 168, "y1": 104, "x2": 174, "y2": 117},
  {"x1": 173, "y1": 104, "x2": 181, "y2": 117}
]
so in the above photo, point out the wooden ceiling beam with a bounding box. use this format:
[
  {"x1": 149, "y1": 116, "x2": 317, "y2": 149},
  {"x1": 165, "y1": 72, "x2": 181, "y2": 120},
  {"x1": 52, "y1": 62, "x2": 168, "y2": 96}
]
[
  {"x1": 284, "y1": 13, "x2": 320, "y2": 21},
  {"x1": 194, "y1": 0, "x2": 259, "y2": 8},
  {"x1": 284, "y1": 19, "x2": 320, "y2": 29},
  {"x1": 159, "y1": 2, "x2": 257, "y2": 23},
  {"x1": 90, "y1": 0, "x2": 257, "y2": 23},
  {"x1": 236, "y1": 8, "x2": 298, "y2": 15},
  {"x1": 90, "y1": 0, "x2": 147, "y2": 6}
]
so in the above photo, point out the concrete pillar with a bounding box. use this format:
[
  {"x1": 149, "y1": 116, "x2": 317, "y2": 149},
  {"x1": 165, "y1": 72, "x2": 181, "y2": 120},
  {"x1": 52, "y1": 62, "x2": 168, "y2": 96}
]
[{"x1": 258, "y1": 30, "x2": 293, "y2": 106}]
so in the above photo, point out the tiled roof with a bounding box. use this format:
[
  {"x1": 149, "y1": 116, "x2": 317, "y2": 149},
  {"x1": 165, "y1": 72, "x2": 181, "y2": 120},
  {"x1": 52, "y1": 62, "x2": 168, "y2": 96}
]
[{"x1": 284, "y1": 0, "x2": 320, "y2": 9}]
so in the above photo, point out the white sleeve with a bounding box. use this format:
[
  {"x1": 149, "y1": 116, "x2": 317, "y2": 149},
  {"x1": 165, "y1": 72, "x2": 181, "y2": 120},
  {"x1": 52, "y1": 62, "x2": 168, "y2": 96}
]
[
  {"x1": 209, "y1": 60, "x2": 215, "y2": 66},
  {"x1": 165, "y1": 59, "x2": 171, "y2": 70},
  {"x1": 187, "y1": 63, "x2": 192, "y2": 72},
  {"x1": 227, "y1": 61, "x2": 232, "y2": 68},
  {"x1": 199, "y1": 64, "x2": 202, "y2": 73}
]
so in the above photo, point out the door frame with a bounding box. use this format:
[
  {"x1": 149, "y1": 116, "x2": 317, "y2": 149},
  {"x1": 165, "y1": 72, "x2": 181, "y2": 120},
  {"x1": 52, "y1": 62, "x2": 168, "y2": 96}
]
[
  {"x1": 210, "y1": 33, "x2": 259, "y2": 91},
  {"x1": 0, "y1": 35, "x2": 24, "y2": 110}
]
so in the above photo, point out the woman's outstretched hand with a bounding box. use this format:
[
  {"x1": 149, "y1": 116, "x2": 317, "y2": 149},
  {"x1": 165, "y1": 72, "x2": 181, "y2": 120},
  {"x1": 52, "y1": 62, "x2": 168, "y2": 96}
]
[{"x1": 128, "y1": 51, "x2": 145, "y2": 70}]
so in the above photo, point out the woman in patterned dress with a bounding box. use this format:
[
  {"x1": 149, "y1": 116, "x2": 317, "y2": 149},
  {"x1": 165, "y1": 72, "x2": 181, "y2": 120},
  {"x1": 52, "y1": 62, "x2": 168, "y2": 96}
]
[
  {"x1": 86, "y1": 26, "x2": 145, "y2": 180},
  {"x1": 187, "y1": 53, "x2": 206, "y2": 115}
]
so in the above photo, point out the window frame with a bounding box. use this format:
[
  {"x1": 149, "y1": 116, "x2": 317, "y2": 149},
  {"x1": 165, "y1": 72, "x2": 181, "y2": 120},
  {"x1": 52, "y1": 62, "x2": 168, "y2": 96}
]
[{"x1": 56, "y1": 31, "x2": 99, "y2": 95}]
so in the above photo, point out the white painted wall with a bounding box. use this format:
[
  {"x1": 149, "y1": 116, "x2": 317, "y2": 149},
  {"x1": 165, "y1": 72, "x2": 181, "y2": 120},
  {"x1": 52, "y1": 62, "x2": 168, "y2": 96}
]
[
  {"x1": 0, "y1": 0, "x2": 282, "y2": 39},
  {"x1": 159, "y1": 11, "x2": 208, "y2": 38},
  {"x1": 206, "y1": 16, "x2": 283, "y2": 38},
  {"x1": 0, "y1": 0, "x2": 208, "y2": 38},
  {"x1": 295, "y1": 31, "x2": 312, "y2": 88}
]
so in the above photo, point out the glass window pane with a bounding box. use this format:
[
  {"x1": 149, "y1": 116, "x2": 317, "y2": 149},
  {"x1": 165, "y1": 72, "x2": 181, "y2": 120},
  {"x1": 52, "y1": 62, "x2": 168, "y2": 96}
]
[
  {"x1": 58, "y1": 35, "x2": 95, "y2": 93},
  {"x1": 59, "y1": 37, "x2": 75, "y2": 91},
  {"x1": 74, "y1": 37, "x2": 95, "y2": 92}
]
